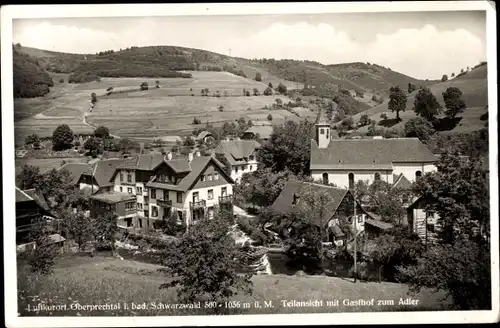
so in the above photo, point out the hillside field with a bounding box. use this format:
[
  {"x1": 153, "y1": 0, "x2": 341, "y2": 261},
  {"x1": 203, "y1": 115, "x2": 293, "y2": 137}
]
[
  {"x1": 17, "y1": 255, "x2": 451, "y2": 317},
  {"x1": 343, "y1": 65, "x2": 488, "y2": 134},
  {"x1": 14, "y1": 71, "x2": 300, "y2": 143}
]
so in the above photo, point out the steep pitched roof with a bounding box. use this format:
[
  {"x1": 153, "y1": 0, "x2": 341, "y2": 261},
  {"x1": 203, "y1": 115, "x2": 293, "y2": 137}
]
[
  {"x1": 58, "y1": 163, "x2": 92, "y2": 185},
  {"x1": 315, "y1": 108, "x2": 329, "y2": 125},
  {"x1": 392, "y1": 173, "x2": 413, "y2": 190},
  {"x1": 270, "y1": 180, "x2": 349, "y2": 222},
  {"x1": 16, "y1": 187, "x2": 33, "y2": 203},
  {"x1": 243, "y1": 126, "x2": 273, "y2": 140},
  {"x1": 24, "y1": 189, "x2": 50, "y2": 211},
  {"x1": 146, "y1": 155, "x2": 232, "y2": 192},
  {"x1": 214, "y1": 140, "x2": 261, "y2": 165},
  {"x1": 91, "y1": 159, "x2": 130, "y2": 187},
  {"x1": 310, "y1": 138, "x2": 437, "y2": 170}
]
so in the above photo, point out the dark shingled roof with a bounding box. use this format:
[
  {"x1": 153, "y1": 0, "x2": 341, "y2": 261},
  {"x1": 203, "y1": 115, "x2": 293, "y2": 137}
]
[
  {"x1": 24, "y1": 189, "x2": 50, "y2": 211},
  {"x1": 270, "y1": 180, "x2": 349, "y2": 223},
  {"x1": 392, "y1": 173, "x2": 413, "y2": 190},
  {"x1": 146, "y1": 155, "x2": 232, "y2": 192},
  {"x1": 243, "y1": 126, "x2": 273, "y2": 140},
  {"x1": 310, "y1": 138, "x2": 437, "y2": 170},
  {"x1": 91, "y1": 159, "x2": 130, "y2": 187},
  {"x1": 214, "y1": 140, "x2": 261, "y2": 166},
  {"x1": 58, "y1": 163, "x2": 92, "y2": 185}
]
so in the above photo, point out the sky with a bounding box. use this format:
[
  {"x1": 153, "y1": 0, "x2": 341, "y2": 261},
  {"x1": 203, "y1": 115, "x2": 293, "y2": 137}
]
[{"x1": 12, "y1": 11, "x2": 487, "y2": 80}]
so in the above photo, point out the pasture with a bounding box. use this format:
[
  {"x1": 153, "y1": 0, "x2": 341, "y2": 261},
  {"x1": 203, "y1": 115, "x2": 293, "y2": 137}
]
[
  {"x1": 344, "y1": 68, "x2": 488, "y2": 134},
  {"x1": 17, "y1": 255, "x2": 450, "y2": 317},
  {"x1": 15, "y1": 71, "x2": 299, "y2": 143}
]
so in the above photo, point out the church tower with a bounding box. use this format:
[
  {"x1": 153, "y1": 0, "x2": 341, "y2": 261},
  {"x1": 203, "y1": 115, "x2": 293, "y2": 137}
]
[{"x1": 315, "y1": 109, "x2": 331, "y2": 149}]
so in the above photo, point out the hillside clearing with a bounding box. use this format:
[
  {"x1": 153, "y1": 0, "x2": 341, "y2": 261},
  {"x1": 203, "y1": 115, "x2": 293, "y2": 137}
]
[{"x1": 18, "y1": 256, "x2": 451, "y2": 316}]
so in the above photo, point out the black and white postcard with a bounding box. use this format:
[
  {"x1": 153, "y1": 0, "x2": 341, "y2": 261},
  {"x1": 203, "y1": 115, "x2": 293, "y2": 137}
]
[{"x1": 2, "y1": 2, "x2": 498, "y2": 327}]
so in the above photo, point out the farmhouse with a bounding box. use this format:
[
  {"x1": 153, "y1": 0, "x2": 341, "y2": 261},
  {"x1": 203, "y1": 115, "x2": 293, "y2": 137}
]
[
  {"x1": 270, "y1": 180, "x2": 392, "y2": 247},
  {"x1": 310, "y1": 111, "x2": 437, "y2": 189},
  {"x1": 15, "y1": 187, "x2": 56, "y2": 247},
  {"x1": 89, "y1": 192, "x2": 137, "y2": 229},
  {"x1": 242, "y1": 125, "x2": 273, "y2": 142},
  {"x1": 194, "y1": 131, "x2": 214, "y2": 144},
  {"x1": 214, "y1": 139, "x2": 261, "y2": 183}
]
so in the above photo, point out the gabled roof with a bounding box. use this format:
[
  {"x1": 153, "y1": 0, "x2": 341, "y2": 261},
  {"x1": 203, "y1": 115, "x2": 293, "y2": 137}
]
[
  {"x1": 195, "y1": 131, "x2": 212, "y2": 141},
  {"x1": 16, "y1": 187, "x2": 34, "y2": 203},
  {"x1": 146, "y1": 155, "x2": 233, "y2": 192},
  {"x1": 58, "y1": 163, "x2": 92, "y2": 185},
  {"x1": 23, "y1": 189, "x2": 50, "y2": 211},
  {"x1": 214, "y1": 140, "x2": 261, "y2": 165},
  {"x1": 243, "y1": 126, "x2": 273, "y2": 140},
  {"x1": 89, "y1": 159, "x2": 130, "y2": 187},
  {"x1": 270, "y1": 180, "x2": 350, "y2": 224},
  {"x1": 166, "y1": 158, "x2": 192, "y2": 173},
  {"x1": 392, "y1": 173, "x2": 413, "y2": 190},
  {"x1": 310, "y1": 138, "x2": 437, "y2": 170}
]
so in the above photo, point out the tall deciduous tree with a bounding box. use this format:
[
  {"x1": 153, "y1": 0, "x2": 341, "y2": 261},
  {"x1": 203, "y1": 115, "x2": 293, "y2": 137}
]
[
  {"x1": 404, "y1": 117, "x2": 436, "y2": 143},
  {"x1": 413, "y1": 87, "x2": 441, "y2": 122},
  {"x1": 28, "y1": 216, "x2": 59, "y2": 275},
  {"x1": 95, "y1": 211, "x2": 118, "y2": 255},
  {"x1": 159, "y1": 217, "x2": 252, "y2": 312},
  {"x1": 18, "y1": 164, "x2": 42, "y2": 190},
  {"x1": 388, "y1": 86, "x2": 407, "y2": 121},
  {"x1": 58, "y1": 207, "x2": 96, "y2": 251},
  {"x1": 277, "y1": 83, "x2": 287, "y2": 95},
  {"x1": 93, "y1": 126, "x2": 110, "y2": 139},
  {"x1": 257, "y1": 120, "x2": 314, "y2": 176},
  {"x1": 52, "y1": 124, "x2": 74, "y2": 151},
  {"x1": 442, "y1": 87, "x2": 467, "y2": 119}
]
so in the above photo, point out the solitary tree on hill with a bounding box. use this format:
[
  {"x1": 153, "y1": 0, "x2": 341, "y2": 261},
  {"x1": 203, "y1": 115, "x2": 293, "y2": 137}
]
[
  {"x1": 90, "y1": 92, "x2": 97, "y2": 104},
  {"x1": 441, "y1": 74, "x2": 448, "y2": 82},
  {"x1": 268, "y1": 82, "x2": 273, "y2": 88},
  {"x1": 412, "y1": 87, "x2": 441, "y2": 122},
  {"x1": 388, "y1": 85, "x2": 407, "y2": 121},
  {"x1": 253, "y1": 88, "x2": 260, "y2": 96},
  {"x1": 263, "y1": 87, "x2": 273, "y2": 96},
  {"x1": 442, "y1": 87, "x2": 467, "y2": 119},
  {"x1": 267, "y1": 114, "x2": 273, "y2": 121},
  {"x1": 255, "y1": 72, "x2": 262, "y2": 82},
  {"x1": 277, "y1": 83, "x2": 287, "y2": 95}
]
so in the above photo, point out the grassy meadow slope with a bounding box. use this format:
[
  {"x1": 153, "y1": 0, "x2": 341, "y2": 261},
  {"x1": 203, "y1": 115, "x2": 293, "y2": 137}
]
[{"x1": 342, "y1": 64, "x2": 488, "y2": 134}]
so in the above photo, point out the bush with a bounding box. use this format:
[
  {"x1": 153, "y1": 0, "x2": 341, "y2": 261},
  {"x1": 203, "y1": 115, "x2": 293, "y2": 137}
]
[
  {"x1": 255, "y1": 72, "x2": 262, "y2": 82},
  {"x1": 358, "y1": 114, "x2": 371, "y2": 126},
  {"x1": 355, "y1": 90, "x2": 364, "y2": 98},
  {"x1": 267, "y1": 114, "x2": 273, "y2": 121},
  {"x1": 340, "y1": 89, "x2": 351, "y2": 96},
  {"x1": 192, "y1": 117, "x2": 202, "y2": 125},
  {"x1": 263, "y1": 87, "x2": 273, "y2": 96},
  {"x1": 380, "y1": 113, "x2": 388, "y2": 120},
  {"x1": 140, "y1": 82, "x2": 148, "y2": 91},
  {"x1": 277, "y1": 83, "x2": 287, "y2": 95}
]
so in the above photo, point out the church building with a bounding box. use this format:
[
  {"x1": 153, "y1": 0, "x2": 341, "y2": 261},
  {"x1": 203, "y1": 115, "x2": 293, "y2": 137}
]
[{"x1": 309, "y1": 110, "x2": 438, "y2": 189}]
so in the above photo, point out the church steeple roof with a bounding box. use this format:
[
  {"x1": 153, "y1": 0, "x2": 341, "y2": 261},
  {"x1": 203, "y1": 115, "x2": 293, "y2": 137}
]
[{"x1": 315, "y1": 109, "x2": 329, "y2": 125}]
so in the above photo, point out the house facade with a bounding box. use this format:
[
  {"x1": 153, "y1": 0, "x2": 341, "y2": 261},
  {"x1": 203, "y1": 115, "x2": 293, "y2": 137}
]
[
  {"x1": 90, "y1": 192, "x2": 138, "y2": 229},
  {"x1": 406, "y1": 196, "x2": 442, "y2": 244},
  {"x1": 310, "y1": 111, "x2": 437, "y2": 189},
  {"x1": 214, "y1": 139, "x2": 261, "y2": 183}
]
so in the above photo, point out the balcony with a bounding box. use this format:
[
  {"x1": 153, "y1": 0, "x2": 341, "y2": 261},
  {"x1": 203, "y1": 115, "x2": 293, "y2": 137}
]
[
  {"x1": 218, "y1": 195, "x2": 233, "y2": 204},
  {"x1": 157, "y1": 199, "x2": 172, "y2": 207},
  {"x1": 190, "y1": 200, "x2": 206, "y2": 209}
]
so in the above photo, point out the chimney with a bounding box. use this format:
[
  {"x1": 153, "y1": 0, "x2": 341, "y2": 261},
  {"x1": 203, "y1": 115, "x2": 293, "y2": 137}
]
[
  {"x1": 188, "y1": 152, "x2": 194, "y2": 163},
  {"x1": 195, "y1": 150, "x2": 201, "y2": 157},
  {"x1": 166, "y1": 152, "x2": 172, "y2": 160}
]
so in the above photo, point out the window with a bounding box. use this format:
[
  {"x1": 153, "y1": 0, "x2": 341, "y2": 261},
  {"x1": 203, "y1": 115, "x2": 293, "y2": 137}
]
[
  {"x1": 357, "y1": 215, "x2": 363, "y2": 223},
  {"x1": 426, "y1": 211, "x2": 435, "y2": 218},
  {"x1": 221, "y1": 187, "x2": 227, "y2": 197},
  {"x1": 127, "y1": 172, "x2": 132, "y2": 183},
  {"x1": 320, "y1": 128, "x2": 325, "y2": 135},
  {"x1": 126, "y1": 217, "x2": 133, "y2": 227},
  {"x1": 144, "y1": 196, "x2": 149, "y2": 205},
  {"x1": 163, "y1": 191, "x2": 169, "y2": 201},
  {"x1": 249, "y1": 155, "x2": 254, "y2": 161},
  {"x1": 415, "y1": 171, "x2": 422, "y2": 181},
  {"x1": 249, "y1": 166, "x2": 253, "y2": 171},
  {"x1": 235, "y1": 166, "x2": 239, "y2": 173},
  {"x1": 119, "y1": 187, "x2": 123, "y2": 192},
  {"x1": 151, "y1": 189, "x2": 156, "y2": 198},
  {"x1": 322, "y1": 173, "x2": 329, "y2": 185},
  {"x1": 177, "y1": 192, "x2": 183, "y2": 203},
  {"x1": 292, "y1": 193, "x2": 299, "y2": 205},
  {"x1": 426, "y1": 223, "x2": 435, "y2": 233},
  {"x1": 208, "y1": 189, "x2": 214, "y2": 200},
  {"x1": 127, "y1": 187, "x2": 133, "y2": 194},
  {"x1": 137, "y1": 187, "x2": 142, "y2": 194},
  {"x1": 214, "y1": 173, "x2": 219, "y2": 180},
  {"x1": 374, "y1": 172, "x2": 381, "y2": 181},
  {"x1": 120, "y1": 172, "x2": 124, "y2": 182},
  {"x1": 137, "y1": 203, "x2": 142, "y2": 210},
  {"x1": 144, "y1": 210, "x2": 149, "y2": 218},
  {"x1": 348, "y1": 173, "x2": 355, "y2": 189},
  {"x1": 326, "y1": 129, "x2": 329, "y2": 139},
  {"x1": 125, "y1": 202, "x2": 135, "y2": 210},
  {"x1": 207, "y1": 174, "x2": 213, "y2": 181},
  {"x1": 152, "y1": 206, "x2": 158, "y2": 217},
  {"x1": 201, "y1": 175, "x2": 206, "y2": 182}
]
